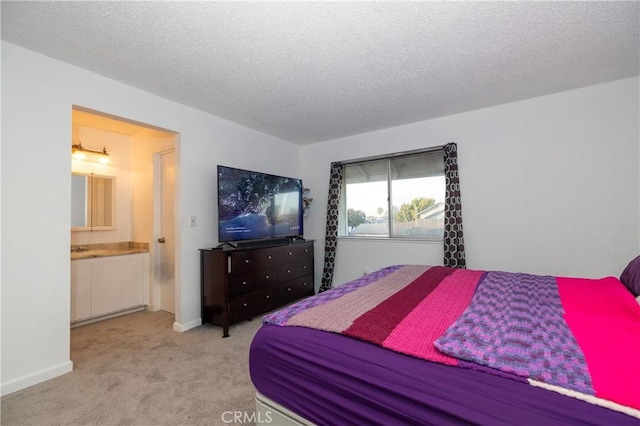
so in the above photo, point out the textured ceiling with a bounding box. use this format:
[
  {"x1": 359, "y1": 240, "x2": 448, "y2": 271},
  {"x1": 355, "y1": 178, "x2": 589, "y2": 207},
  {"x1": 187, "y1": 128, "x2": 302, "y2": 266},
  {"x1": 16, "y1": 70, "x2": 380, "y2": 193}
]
[{"x1": 2, "y1": 1, "x2": 639, "y2": 145}]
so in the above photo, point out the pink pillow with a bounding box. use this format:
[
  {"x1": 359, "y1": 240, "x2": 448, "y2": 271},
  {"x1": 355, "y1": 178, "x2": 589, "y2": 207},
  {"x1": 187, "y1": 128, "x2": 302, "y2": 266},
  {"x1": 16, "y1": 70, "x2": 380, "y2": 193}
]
[{"x1": 620, "y1": 255, "x2": 640, "y2": 297}]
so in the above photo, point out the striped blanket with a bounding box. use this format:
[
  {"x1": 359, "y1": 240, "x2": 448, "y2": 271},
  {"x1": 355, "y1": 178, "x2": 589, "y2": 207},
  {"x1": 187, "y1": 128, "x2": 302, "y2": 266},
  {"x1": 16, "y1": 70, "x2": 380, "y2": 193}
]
[{"x1": 263, "y1": 265, "x2": 640, "y2": 416}]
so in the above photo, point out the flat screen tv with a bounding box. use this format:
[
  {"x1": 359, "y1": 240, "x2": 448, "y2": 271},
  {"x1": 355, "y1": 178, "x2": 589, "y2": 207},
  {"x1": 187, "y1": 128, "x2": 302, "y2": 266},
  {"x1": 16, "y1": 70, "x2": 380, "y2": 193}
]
[{"x1": 217, "y1": 165, "x2": 304, "y2": 246}]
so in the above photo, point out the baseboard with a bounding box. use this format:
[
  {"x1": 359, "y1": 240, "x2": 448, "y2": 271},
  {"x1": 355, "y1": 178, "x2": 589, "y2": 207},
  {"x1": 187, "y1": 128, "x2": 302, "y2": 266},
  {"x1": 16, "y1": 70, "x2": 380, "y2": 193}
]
[
  {"x1": 1, "y1": 360, "x2": 73, "y2": 396},
  {"x1": 70, "y1": 306, "x2": 146, "y2": 328},
  {"x1": 173, "y1": 318, "x2": 202, "y2": 332}
]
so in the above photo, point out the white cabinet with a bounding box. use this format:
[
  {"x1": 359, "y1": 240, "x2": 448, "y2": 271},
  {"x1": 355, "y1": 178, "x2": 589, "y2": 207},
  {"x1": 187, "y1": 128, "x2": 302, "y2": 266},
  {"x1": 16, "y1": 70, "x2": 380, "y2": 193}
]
[
  {"x1": 91, "y1": 254, "x2": 147, "y2": 317},
  {"x1": 71, "y1": 260, "x2": 92, "y2": 322},
  {"x1": 71, "y1": 253, "x2": 148, "y2": 324}
]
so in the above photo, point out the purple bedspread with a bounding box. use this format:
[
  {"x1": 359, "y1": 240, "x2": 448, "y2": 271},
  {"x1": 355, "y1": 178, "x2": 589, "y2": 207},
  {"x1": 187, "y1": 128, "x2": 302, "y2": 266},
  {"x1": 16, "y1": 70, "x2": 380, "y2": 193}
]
[{"x1": 250, "y1": 324, "x2": 638, "y2": 426}]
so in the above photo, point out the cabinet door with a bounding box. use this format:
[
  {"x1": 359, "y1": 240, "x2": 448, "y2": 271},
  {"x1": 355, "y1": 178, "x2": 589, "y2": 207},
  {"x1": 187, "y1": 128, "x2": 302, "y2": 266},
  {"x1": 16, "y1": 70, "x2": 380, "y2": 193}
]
[
  {"x1": 91, "y1": 254, "x2": 148, "y2": 317},
  {"x1": 71, "y1": 260, "x2": 92, "y2": 322}
]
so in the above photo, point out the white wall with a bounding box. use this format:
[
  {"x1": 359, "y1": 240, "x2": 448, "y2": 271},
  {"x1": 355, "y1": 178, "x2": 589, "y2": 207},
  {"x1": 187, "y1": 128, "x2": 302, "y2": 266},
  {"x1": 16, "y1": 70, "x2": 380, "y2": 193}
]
[
  {"x1": 1, "y1": 42, "x2": 301, "y2": 394},
  {"x1": 302, "y1": 77, "x2": 640, "y2": 287}
]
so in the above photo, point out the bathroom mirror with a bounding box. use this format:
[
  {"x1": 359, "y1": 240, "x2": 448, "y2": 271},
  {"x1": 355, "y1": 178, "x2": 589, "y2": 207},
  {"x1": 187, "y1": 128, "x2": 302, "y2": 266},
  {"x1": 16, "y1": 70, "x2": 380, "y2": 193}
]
[{"x1": 71, "y1": 173, "x2": 115, "y2": 231}]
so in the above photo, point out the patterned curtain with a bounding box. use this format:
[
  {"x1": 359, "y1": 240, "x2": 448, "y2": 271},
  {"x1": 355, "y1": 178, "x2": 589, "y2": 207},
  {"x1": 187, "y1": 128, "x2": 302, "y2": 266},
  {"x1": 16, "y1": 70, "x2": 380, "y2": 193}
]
[
  {"x1": 319, "y1": 162, "x2": 343, "y2": 293},
  {"x1": 443, "y1": 143, "x2": 466, "y2": 268}
]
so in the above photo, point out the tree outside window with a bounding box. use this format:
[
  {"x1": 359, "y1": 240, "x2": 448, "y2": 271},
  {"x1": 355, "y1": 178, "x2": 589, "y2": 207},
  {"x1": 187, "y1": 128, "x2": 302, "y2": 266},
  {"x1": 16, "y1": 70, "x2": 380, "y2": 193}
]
[{"x1": 340, "y1": 149, "x2": 445, "y2": 240}]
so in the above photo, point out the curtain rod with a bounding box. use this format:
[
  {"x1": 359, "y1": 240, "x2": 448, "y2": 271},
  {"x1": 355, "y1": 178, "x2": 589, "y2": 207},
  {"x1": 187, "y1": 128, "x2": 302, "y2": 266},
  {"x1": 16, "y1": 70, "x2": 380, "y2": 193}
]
[{"x1": 338, "y1": 144, "x2": 446, "y2": 166}]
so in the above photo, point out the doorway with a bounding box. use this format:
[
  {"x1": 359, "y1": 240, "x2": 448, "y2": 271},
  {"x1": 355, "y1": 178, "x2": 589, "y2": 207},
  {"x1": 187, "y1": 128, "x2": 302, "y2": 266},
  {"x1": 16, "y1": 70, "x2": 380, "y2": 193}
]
[{"x1": 71, "y1": 106, "x2": 178, "y2": 328}]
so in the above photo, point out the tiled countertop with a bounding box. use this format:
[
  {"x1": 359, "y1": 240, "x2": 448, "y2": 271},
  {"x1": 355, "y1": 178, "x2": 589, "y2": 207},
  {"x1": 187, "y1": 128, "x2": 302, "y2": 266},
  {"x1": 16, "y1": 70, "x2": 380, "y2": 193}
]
[{"x1": 71, "y1": 242, "x2": 149, "y2": 260}]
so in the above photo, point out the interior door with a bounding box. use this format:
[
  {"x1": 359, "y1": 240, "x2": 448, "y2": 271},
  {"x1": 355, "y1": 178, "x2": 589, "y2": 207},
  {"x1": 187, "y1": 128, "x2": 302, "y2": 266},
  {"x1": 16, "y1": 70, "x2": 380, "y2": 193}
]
[{"x1": 159, "y1": 150, "x2": 176, "y2": 314}]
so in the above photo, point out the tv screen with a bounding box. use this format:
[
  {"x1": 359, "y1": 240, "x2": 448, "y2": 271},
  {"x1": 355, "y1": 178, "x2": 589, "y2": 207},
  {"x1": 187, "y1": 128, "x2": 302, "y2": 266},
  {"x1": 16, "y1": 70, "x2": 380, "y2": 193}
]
[{"x1": 217, "y1": 165, "x2": 304, "y2": 244}]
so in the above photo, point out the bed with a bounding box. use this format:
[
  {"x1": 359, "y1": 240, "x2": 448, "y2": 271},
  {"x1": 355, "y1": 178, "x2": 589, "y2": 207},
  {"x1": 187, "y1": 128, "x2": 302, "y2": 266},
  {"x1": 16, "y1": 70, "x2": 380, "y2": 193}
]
[{"x1": 249, "y1": 260, "x2": 640, "y2": 425}]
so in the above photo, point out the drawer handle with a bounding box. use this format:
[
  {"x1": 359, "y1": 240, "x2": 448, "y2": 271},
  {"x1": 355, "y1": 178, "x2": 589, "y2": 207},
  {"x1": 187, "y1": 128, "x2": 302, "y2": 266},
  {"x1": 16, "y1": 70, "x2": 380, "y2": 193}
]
[
  {"x1": 288, "y1": 252, "x2": 292, "y2": 256},
  {"x1": 304, "y1": 249, "x2": 308, "y2": 253},
  {"x1": 244, "y1": 259, "x2": 250, "y2": 264},
  {"x1": 265, "y1": 275, "x2": 270, "y2": 279},
  {"x1": 287, "y1": 288, "x2": 291, "y2": 292},
  {"x1": 243, "y1": 303, "x2": 248, "y2": 307},
  {"x1": 303, "y1": 282, "x2": 307, "y2": 286},
  {"x1": 303, "y1": 265, "x2": 307, "y2": 269},
  {"x1": 266, "y1": 295, "x2": 270, "y2": 299},
  {"x1": 268, "y1": 255, "x2": 272, "y2": 259},
  {"x1": 287, "y1": 269, "x2": 291, "y2": 273},
  {"x1": 242, "y1": 281, "x2": 247, "y2": 285}
]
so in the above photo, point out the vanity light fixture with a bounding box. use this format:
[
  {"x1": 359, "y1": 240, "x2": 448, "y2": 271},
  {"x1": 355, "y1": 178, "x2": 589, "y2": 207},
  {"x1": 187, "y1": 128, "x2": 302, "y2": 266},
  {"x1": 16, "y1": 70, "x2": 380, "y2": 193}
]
[{"x1": 71, "y1": 142, "x2": 110, "y2": 164}]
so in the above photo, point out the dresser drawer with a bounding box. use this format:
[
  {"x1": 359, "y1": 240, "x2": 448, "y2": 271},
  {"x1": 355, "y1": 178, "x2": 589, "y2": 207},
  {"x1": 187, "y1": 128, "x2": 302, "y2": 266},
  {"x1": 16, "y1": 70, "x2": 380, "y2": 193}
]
[
  {"x1": 228, "y1": 267, "x2": 278, "y2": 297},
  {"x1": 279, "y1": 246, "x2": 298, "y2": 262},
  {"x1": 229, "y1": 246, "x2": 289, "y2": 274},
  {"x1": 229, "y1": 250, "x2": 261, "y2": 275},
  {"x1": 229, "y1": 286, "x2": 278, "y2": 322},
  {"x1": 296, "y1": 243, "x2": 314, "y2": 260},
  {"x1": 279, "y1": 258, "x2": 313, "y2": 281},
  {"x1": 258, "y1": 246, "x2": 286, "y2": 265},
  {"x1": 279, "y1": 274, "x2": 314, "y2": 304}
]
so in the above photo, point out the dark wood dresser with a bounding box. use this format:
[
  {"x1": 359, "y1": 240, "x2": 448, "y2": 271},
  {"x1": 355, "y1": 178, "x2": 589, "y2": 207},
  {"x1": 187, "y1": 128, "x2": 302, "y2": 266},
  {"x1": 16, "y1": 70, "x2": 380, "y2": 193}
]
[{"x1": 200, "y1": 240, "x2": 314, "y2": 337}]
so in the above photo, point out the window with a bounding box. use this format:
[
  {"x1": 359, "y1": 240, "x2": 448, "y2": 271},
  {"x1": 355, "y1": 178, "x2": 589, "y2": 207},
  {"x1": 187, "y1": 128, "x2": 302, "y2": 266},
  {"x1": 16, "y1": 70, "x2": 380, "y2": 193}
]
[{"x1": 339, "y1": 148, "x2": 445, "y2": 240}]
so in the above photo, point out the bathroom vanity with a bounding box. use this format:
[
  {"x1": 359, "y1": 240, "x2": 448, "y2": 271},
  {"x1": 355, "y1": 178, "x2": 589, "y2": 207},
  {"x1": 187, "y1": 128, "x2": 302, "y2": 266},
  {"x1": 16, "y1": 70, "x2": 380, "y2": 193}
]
[{"x1": 70, "y1": 243, "x2": 149, "y2": 326}]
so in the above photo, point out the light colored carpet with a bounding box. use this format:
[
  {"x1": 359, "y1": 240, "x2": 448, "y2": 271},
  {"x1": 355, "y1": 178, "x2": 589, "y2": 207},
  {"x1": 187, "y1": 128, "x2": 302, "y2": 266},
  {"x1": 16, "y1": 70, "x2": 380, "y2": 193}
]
[{"x1": 1, "y1": 311, "x2": 264, "y2": 425}]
